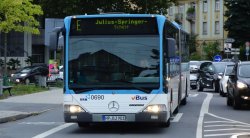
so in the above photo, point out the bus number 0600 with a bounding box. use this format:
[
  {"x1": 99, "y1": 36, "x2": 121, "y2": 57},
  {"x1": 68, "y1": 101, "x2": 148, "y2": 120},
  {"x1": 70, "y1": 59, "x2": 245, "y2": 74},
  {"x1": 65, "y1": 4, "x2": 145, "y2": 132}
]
[{"x1": 91, "y1": 95, "x2": 104, "y2": 100}]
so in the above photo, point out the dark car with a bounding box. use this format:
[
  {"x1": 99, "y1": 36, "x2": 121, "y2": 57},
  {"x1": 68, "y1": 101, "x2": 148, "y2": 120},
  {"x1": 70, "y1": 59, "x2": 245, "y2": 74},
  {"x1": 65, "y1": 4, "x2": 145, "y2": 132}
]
[
  {"x1": 227, "y1": 61, "x2": 250, "y2": 109},
  {"x1": 10, "y1": 65, "x2": 49, "y2": 84},
  {"x1": 197, "y1": 61, "x2": 220, "y2": 92}
]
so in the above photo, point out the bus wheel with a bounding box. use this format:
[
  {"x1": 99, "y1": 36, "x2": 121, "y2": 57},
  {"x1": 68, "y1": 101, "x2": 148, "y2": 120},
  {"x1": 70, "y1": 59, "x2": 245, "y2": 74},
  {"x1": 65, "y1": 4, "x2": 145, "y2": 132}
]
[
  {"x1": 78, "y1": 122, "x2": 90, "y2": 128},
  {"x1": 159, "y1": 119, "x2": 170, "y2": 128}
]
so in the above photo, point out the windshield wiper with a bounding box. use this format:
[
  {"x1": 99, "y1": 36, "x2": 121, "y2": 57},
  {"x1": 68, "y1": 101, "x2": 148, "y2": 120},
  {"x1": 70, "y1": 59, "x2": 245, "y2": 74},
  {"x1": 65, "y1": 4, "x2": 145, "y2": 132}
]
[{"x1": 69, "y1": 85, "x2": 97, "y2": 93}]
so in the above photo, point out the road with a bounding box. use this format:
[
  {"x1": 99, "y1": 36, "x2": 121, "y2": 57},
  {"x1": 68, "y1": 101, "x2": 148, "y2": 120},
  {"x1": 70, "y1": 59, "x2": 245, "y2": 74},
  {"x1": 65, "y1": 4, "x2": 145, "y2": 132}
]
[{"x1": 0, "y1": 89, "x2": 249, "y2": 138}]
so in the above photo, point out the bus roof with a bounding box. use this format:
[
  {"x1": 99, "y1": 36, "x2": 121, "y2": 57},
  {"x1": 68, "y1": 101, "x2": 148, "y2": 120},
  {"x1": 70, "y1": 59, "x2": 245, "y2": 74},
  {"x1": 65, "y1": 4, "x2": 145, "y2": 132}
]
[{"x1": 67, "y1": 14, "x2": 165, "y2": 19}]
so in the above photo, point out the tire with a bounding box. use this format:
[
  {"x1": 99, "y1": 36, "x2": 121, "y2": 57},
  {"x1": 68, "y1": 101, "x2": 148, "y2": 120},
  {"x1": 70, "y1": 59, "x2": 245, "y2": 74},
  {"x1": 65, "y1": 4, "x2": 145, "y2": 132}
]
[
  {"x1": 214, "y1": 82, "x2": 219, "y2": 93},
  {"x1": 159, "y1": 119, "x2": 170, "y2": 128},
  {"x1": 233, "y1": 96, "x2": 241, "y2": 110},
  {"x1": 78, "y1": 122, "x2": 90, "y2": 128},
  {"x1": 227, "y1": 94, "x2": 233, "y2": 106},
  {"x1": 25, "y1": 78, "x2": 30, "y2": 85},
  {"x1": 191, "y1": 86, "x2": 197, "y2": 89},
  {"x1": 173, "y1": 105, "x2": 179, "y2": 114},
  {"x1": 219, "y1": 88, "x2": 225, "y2": 97},
  {"x1": 181, "y1": 84, "x2": 188, "y2": 105}
]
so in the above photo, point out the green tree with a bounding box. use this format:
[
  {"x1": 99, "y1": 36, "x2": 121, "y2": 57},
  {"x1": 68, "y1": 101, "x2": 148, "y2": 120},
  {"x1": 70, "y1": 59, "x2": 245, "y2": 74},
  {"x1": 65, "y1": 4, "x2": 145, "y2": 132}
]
[
  {"x1": 224, "y1": 0, "x2": 250, "y2": 47},
  {"x1": 36, "y1": 0, "x2": 176, "y2": 18},
  {"x1": 203, "y1": 41, "x2": 221, "y2": 60},
  {"x1": 0, "y1": 0, "x2": 43, "y2": 84}
]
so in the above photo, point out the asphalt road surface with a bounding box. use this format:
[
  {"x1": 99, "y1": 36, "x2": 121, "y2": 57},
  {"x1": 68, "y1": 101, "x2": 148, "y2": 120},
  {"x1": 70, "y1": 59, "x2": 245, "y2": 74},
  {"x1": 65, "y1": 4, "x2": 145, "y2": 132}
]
[{"x1": 0, "y1": 89, "x2": 249, "y2": 138}]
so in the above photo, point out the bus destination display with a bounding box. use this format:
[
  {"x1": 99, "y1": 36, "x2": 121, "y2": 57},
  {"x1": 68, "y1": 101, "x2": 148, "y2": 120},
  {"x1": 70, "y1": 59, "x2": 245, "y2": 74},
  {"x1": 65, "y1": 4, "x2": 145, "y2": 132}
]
[{"x1": 70, "y1": 17, "x2": 158, "y2": 35}]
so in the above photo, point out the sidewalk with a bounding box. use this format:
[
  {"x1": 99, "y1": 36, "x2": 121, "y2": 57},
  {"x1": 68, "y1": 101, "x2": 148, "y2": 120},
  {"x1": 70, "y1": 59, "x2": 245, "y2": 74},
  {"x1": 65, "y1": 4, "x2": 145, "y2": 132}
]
[{"x1": 0, "y1": 87, "x2": 63, "y2": 124}]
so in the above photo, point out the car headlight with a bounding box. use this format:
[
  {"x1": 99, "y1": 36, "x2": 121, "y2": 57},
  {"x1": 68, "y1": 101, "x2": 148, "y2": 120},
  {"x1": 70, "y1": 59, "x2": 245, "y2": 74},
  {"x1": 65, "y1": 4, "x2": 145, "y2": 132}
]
[
  {"x1": 218, "y1": 75, "x2": 222, "y2": 79},
  {"x1": 20, "y1": 73, "x2": 27, "y2": 77},
  {"x1": 64, "y1": 105, "x2": 85, "y2": 113},
  {"x1": 237, "y1": 81, "x2": 247, "y2": 89},
  {"x1": 143, "y1": 104, "x2": 166, "y2": 113}
]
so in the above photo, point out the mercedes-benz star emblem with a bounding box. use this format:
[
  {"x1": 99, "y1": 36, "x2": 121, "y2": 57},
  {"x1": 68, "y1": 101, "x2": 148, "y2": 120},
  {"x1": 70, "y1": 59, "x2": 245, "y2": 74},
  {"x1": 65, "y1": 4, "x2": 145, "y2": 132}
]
[{"x1": 108, "y1": 101, "x2": 119, "y2": 112}]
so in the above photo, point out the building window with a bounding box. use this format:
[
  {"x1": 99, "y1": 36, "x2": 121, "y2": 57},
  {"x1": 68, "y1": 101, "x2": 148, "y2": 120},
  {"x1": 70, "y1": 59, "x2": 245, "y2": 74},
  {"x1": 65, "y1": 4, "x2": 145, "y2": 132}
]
[
  {"x1": 179, "y1": 5, "x2": 184, "y2": 13},
  {"x1": 215, "y1": 0, "x2": 220, "y2": 11},
  {"x1": 203, "y1": 22, "x2": 207, "y2": 35},
  {"x1": 203, "y1": 0, "x2": 208, "y2": 12},
  {"x1": 215, "y1": 21, "x2": 220, "y2": 34},
  {"x1": 169, "y1": 7, "x2": 173, "y2": 16}
]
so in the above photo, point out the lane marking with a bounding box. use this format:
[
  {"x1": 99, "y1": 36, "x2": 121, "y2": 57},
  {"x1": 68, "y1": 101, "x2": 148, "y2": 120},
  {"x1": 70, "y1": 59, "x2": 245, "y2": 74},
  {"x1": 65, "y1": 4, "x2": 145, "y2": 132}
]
[
  {"x1": 196, "y1": 93, "x2": 213, "y2": 138},
  {"x1": 171, "y1": 113, "x2": 183, "y2": 122},
  {"x1": 32, "y1": 123, "x2": 74, "y2": 138},
  {"x1": 205, "y1": 128, "x2": 250, "y2": 132},
  {"x1": 207, "y1": 113, "x2": 250, "y2": 125},
  {"x1": 204, "y1": 124, "x2": 250, "y2": 128},
  {"x1": 204, "y1": 121, "x2": 238, "y2": 124},
  {"x1": 20, "y1": 122, "x2": 64, "y2": 125},
  {"x1": 188, "y1": 94, "x2": 199, "y2": 97},
  {"x1": 204, "y1": 132, "x2": 250, "y2": 137},
  {"x1": 231, "y1": 133, "x2": 250, "y2": 138}
]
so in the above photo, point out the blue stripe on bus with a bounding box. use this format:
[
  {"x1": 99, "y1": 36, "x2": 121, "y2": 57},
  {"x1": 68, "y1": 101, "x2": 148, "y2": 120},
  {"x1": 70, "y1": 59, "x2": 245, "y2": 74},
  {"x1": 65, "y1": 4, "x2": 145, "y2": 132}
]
[{"x1": 65, "y1": 89, "x2": 163, "y2": 94}]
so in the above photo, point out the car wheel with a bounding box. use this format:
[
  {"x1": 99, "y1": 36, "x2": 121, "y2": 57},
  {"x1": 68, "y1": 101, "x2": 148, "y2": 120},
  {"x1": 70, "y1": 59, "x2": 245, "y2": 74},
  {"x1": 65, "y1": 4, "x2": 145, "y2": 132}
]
[
  {"x1": 220, "y1": 88, "x2": 225, "y2": 97},
  {"x1": 227, "y1": 94, "x2": 233, "y2": 106},
  {"x1": 78, "y1": 122, "x2": 90, "y2": 128},
  {"x1": 214, "y1": 82, "x2": 219, "y2": 93},
  {"x1": 25, "y1": 78, "x2": 30, "y2": 85},
  {"x1": 233, "y1": 96, "x2": 241, "y2": 110},
  {"x1": 191, "y1": 86, "x2": 197, "y2": 89},
  {"x1": 159, "y1": 118, "x2": 170, "y2": 128},
  {"x1": 197, "y1": 81, "x2": 203, "y2": 91}
]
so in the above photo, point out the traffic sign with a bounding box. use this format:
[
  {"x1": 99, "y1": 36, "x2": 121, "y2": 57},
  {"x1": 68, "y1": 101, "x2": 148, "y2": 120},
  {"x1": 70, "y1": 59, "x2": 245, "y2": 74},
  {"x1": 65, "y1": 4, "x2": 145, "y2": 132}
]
[
  {"x1": 214, "y1": 55, "x2": 222, "y2": 62},
  {"x1": 231, "y1": 48, "x2": 240, "y2": 55},
  {"x1": 224, "y1": 43, "x2": 232, "y2": 53},
  {"x1": 225, "y1": 38, "x2": 235, "y2": 43}
]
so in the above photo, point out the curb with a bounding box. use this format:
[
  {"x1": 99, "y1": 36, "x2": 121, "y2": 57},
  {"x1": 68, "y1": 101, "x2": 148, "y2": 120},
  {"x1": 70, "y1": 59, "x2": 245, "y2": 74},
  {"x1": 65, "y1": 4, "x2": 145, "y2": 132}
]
[
  {"x1": 0, "y1": 112, "x2": 33, "y2": 124},
  {"x1": 0, "y1": 109, "x2": 53, "y2": 124}
]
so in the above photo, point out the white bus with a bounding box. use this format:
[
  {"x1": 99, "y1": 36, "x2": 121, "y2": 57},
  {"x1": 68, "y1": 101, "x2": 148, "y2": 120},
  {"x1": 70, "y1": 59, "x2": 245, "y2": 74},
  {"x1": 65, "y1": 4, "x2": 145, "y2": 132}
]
[{"x1": 49, "y1": 14, "x2": 190, "y2": 128}]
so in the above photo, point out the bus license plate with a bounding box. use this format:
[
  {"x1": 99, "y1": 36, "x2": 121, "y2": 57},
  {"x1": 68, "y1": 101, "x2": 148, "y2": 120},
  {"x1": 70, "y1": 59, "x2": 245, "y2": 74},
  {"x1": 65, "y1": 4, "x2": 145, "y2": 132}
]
[{"x1": 103, "y1": 115, "x2": 126, "y2": 121}]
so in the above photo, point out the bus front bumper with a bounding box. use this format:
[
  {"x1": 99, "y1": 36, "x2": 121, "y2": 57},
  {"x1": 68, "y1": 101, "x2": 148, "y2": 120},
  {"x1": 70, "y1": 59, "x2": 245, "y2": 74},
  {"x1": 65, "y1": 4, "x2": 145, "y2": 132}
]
[{"x1": 64, "y1": 112, "x2": 168, "y2": 123}]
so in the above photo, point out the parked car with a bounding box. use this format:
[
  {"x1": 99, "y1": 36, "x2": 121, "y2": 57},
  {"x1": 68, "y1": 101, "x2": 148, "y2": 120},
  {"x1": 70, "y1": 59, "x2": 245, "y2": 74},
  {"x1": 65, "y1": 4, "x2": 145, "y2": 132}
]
[
  {"x1": 10, "y1": 65, "x2": 49, "y2": 85},
  {"x1": 47, "y1": 65, "x2": 63, "y2": 82},
  {"x1": 219, "y1": 64, "x2": 235, "y2": 96},
  {"x1": 197, "y1": 61, "x2": 219, "y2": 92},
  {"x1": 213, "y1": 61, "x2": 234, "y2": 92},
  {"x1": 190, "y1": 73, "x2": 198, "y2": 89},
  {"x1": 190, "y1": 60, "x2": 200, "y2": 72},
  {"x1": 227, "y1": 61, "x2": 250, "y2": 109}
]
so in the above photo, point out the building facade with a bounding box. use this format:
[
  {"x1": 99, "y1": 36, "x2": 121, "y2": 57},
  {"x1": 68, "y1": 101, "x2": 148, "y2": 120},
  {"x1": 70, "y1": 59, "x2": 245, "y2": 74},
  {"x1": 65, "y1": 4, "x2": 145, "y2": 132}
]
[{"x1": 166, "y1": 0, "x2": 227, "y2": 57}]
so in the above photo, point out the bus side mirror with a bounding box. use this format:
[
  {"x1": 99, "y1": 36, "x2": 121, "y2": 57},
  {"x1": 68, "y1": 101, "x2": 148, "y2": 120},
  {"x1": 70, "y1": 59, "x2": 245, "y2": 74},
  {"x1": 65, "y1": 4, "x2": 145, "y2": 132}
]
[
  {"x1": 49, "y1": 27, "x2": 64, "y2": 50},
  {"x1": 166, "y1": 38, "x2": 176, "y2": 58}
]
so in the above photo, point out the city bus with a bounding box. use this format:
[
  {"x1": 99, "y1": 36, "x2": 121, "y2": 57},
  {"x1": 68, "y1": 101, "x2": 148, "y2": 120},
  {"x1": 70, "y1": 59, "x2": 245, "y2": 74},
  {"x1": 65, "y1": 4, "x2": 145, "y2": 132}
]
[{"x1": 49, "y1": 14, "x2": 190, "y2": 128}]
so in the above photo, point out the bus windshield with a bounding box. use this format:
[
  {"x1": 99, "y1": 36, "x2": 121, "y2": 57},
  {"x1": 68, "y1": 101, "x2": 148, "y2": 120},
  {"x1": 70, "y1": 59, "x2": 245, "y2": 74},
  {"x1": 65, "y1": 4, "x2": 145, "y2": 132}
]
[{"x1": 68, "y1": 35, "x2": 160, "y2": 91}]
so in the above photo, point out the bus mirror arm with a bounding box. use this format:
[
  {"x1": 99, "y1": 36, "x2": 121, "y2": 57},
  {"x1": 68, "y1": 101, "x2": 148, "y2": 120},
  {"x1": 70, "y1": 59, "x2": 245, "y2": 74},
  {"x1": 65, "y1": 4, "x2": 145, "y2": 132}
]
[
  {"x1": 165, "y1": 38, "x2": 176, "y2": 58},
  {"x1": 49, "y1": 27, "x2": 65, "y2": 50}
]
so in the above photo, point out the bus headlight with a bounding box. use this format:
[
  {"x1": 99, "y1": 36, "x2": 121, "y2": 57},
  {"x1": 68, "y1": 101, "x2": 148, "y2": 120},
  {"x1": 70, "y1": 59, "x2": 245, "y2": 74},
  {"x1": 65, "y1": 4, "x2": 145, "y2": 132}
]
[
  {"x1": 64, "y1": 105, "x2": 85, "y2": 113},
  {"x1": 143, "y1": 104, "x2": 166, "y2": 113},
  {"x1": 237, "y1": 81, "x2": 247, "y2": 89}
]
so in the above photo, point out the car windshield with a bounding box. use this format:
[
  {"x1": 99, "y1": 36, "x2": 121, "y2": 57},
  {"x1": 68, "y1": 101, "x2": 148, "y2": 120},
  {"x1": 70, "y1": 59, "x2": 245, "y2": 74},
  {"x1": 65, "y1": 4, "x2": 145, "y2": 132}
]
[
  {"x1": 200, "y1": 62, "x2": 215, "y2": 73},
  {"x1": 238, "y1": 64, "x2": 250, "y2": 78},
  {"x1": 213, "y1": 62, "x2": 227, "y2": 73},
  {"x1": 225, "y1": 65, "x2": 234, "y2": 76},
  {"x1": 190, "y1": 61, "x2": 200, "y2": 66},
  {"x1": 19, "y1": 67, "x2": 33, "y2": 73}
]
